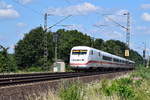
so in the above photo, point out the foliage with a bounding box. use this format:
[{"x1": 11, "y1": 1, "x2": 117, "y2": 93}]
[
  {"x1": 128, "y1": 50, "x2": 143, "y2": 66},
  {"x1": 7, "y1": 54, "x2": 17, "y2": 72},
  {"x1": 15, "y1": 27, "x2": 54, "y2": 70},
  {"x1": 93, "y1": 38, "x2": 104, "y2": 50},
  {"x1": 103, "y1": 40, "x2": 143, "y2": 65},
  {"x1": 100, "y1": 78, "x2": 135, "y2": 100},
  {"x1": 57, "y1": 29, "x2": 92, "y2": 63},
  {"x1": 26, "y1": 67, "x2": 150, "y2": 100},
  {"x1": 59, "y1": 82, "x2": 85, "y2": 100},
  {"x1": 0, "y1": 48, "x2": 17, "y2": 73},
  {"x1": 103, "y1": 40, "x2": 126, "y2": 57},
  {"x1": 131, "y1": 66, "x2": 150, "y2": 80},
  {"x1": 96, "y1": 67, "x2": 150, "y2": 100},
  {"x1": 25, "y1": 66, "x2": 42, "y2": 72}
]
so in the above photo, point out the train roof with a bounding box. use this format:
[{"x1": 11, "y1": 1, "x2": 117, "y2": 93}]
[{"x1": 71, "y1": 46, "x2": 135, "y2": 63}]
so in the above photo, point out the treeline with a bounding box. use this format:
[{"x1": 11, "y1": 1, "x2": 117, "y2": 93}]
[{"x1": 0, "y1": 27, "x2": 143, "y2": 72}]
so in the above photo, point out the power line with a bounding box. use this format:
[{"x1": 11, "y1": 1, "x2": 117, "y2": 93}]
[
  {"x1": 48, "y1": 15, "x2": 72, "y2": 29},
  {"x1": 43, "y1": 13, "x2": 72, "y2": 71},
  {"x1": 63, "y1": 0, "x2": 87, "y2": 16},
  {"x1": 12, "y1": 0, "x2": 43, "y2": 16}
]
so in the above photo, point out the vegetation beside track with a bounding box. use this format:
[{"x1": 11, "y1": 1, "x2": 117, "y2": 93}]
[{"x1": 28, "y1": 66, "x2": 150, "y2": 100}]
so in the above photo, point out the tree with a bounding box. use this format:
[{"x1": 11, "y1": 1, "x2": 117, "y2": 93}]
[
  {"x1": 103, "y1": 40, "x2": 143, "y2": 65},
  {"x1": 0, "y1": 51, "x2": 8, "y2": 72},
  {"x1": 15, "y1": 27, "x2": 54, "y2": 70},
  {"x1": 128, "y1": 50, "x2": 143, "y2": 65},
  {"x1": 103, "y1": 40, "x2": 127, "y2": 57},
  {"x1": 57, "y1": 29, "x2": 92, "y2": 63},
  {"x1": 93, "y1": 38, "x2": 104, "y2": 50},
  {"x1": 0, "y1": 47, "x2": 16, "y2": 72}
]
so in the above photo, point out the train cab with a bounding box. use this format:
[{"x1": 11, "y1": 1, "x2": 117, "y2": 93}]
[{"x1": 70, "y1": 46, "x2": 90, "y2": 69}]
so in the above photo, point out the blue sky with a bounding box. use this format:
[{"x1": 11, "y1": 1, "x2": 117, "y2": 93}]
[{"x1": 0, "y1": 0, "x2": 150, "y2": 56}]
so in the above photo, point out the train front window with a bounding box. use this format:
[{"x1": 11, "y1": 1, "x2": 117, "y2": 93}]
[{"x1": 72, "y1": 50, "x2": 87, "y2": 55}]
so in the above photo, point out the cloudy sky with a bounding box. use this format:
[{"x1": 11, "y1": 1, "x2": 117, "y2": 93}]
[{"x1": 0, "y1": 0, "x2": 150, "y2": 55}]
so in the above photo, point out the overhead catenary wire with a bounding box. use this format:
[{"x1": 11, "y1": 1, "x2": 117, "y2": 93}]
[
  {"x1": 48, "y1": 15, "x2": 72, "y2": 29},
  {"x1": 63, "y1": 0, "x2": 94, "y2": 34},
  {"x1": 12, "y1": 0, "x2": 43, "y2": 16},
  {"x1": 63, "y1": 0, "x2": 90, "y2": 17}
]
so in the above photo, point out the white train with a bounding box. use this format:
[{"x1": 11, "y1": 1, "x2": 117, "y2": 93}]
[{"x1": 70, "y1": 46, "x2": 135, "y2": 71}]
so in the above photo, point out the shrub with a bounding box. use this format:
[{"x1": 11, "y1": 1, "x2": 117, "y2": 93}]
[
  {"x1": 59, "y1": 82, "x2": 84, "y2": 100},
  {"x1": 100, "y1": 78, "x2": 135, "y2": 100},
  {"x1": 26, "y1": 66, "x2": 43, "y2": 72}
]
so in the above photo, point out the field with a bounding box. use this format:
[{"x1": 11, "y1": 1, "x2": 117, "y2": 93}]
[{"x1": 28, "y1": 66, "x2": 150, "y2": 100}]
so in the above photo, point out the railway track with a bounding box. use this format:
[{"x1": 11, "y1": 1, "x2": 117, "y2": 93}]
[{"x1": 0, "y1": 71, "x2": 115, "y2": 87}]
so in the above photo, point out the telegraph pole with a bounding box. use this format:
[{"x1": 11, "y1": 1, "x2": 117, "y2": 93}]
[
  {"x1": 102, "y1": 12, "x2": 131, "y2": 57},
  {"x1": 53, "y1": 33, "x2": 58, "y2": 63},
  {"x1": 43, "y1": 13, "x2": 72, "y2": 71},
  {"x1": 43, "y1": 13, "x2": 48, "y2": 70},
  {"x1": 143, "y1": 42, "x2": 146, "y2": 65},
  {"x1": 146, "y1": 52, "x2": 149, "y2": 68},
  {"x1": 124, "y1": 12, "x2": 130, "y2": 57},
  {"x1": 124, "y1": 12, "x2": 130, "y2": 49}
]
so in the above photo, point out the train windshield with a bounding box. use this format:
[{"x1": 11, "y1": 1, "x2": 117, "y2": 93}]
[{"x1": 72, "y1": 50, "x2": 87, "y2": 55}]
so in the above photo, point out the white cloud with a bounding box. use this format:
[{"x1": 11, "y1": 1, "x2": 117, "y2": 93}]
[
  {"x1": 0, "y1": 36, "x2": 5, "y2": 41},
  {"x1": 141, "y1": 13, "x2": 150, "y2": 21},
  {"x1": 104, "y1": 9, "x2": 129, "y2": 23},
  {"x1": 19, "y1": 33, "x2": 25, "y2": 39},
  {"x1": 103, "y1": 31, "x2": 123, "y2": 40},
  {"x1": 17, "y1": 0, "x2": 33, "y2": 4},
  {"x1": 0, "y1": 9, "x2": 19, "y2": 18},
  {"x1": 116, "y1": 9, "x2": 128, "y2": 15},
  {"x1": 136, "y1": 26, "x2": 150, "y2": 34},
  {"x1": 47, "y1": 2, "x2": 99, "y2": 16},
  {"x1": 141, "y1": 4, "x2": 150, "y2": 9},
  {"x1": 0, "y1": 1, "x2": 20, "y2": 19},
  {"x1": 17, "y1": 22, "x2": 27, "y2": 27},
  {"x1": 10, "y1": 44, "x2": 15, "y2": 50},
  {"x1": 0, "y1": 1, "x2": 13, "y2": 9}
]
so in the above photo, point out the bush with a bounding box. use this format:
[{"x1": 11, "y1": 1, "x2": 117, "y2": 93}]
[
  {"x1": 59, "y1": 82, "x2": 84, "y2": 100},
  {"x1": 26, "y1": 66, "x2": 43, "y2": 72},
  {"x1": 131, "y1": 66, "x2": 150, "y2": 79},
  {"x1": 100, "y1": 78, "x2": 135, "y2": 100}
]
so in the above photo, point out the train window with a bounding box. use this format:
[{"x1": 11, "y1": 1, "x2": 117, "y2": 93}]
[
  {"x1": 125, "y1": 61, "x2": 129, "y2": 64},
  {"x1": 120, "y1": 60, "x2": 123, "y2": 63},
  {"x1": 103, "y1": 56, "x2": 112, "y2": 61},
  {"x1": 122, "y1": 60, "x2": 125, "y2": 63},
  {"x1": 91, "y1": 50, "x2": 94, "y2": 55},
  {"x1": 72, "y1": 50, "x2": 87, "y2": 55},
  {"x1": 98, "y1": 52, "x2": 101, "y2": 56},
  {"x1": 121, "y1": 60, "x2": 125, "y2": 63},
  {"x1": 129, "y1": 62, "x2": 132, "y2": 65},
  {"x1": 113, "y1": 58, "x2": 120, "y2": 62}
]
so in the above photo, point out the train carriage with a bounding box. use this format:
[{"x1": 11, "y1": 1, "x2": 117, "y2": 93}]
[{"x1": 70, "y1": 46, "x2": 135, "y2": 71}]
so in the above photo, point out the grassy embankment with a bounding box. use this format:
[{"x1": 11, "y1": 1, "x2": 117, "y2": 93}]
[{"x1": 28, "y1": 66, "x2": 150, "y2": 100}]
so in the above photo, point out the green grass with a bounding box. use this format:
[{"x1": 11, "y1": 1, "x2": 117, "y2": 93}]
[{"x1": 28, "y1": 66, "x2": 150, "y2": 100}]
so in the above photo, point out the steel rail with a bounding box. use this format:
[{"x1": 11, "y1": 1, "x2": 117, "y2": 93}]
[
  {"x1": 0, "y1": 72, "x2": 73, "y2": 78},
  {"x1": 0, "y1": 71, "x2": 110, "y2": 87}
]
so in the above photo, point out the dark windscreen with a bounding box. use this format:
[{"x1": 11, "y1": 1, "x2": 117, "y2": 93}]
[{"x1": 72, "y1": 50, "x2": 87, "y2": 55}]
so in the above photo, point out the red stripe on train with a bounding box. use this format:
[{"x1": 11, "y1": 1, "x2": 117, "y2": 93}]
[{"x1": 70, "y1": 60, "x2": 126, "y2": 66}]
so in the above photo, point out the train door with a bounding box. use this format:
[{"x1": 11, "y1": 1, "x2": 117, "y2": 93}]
[
  {"x1": 88, "y1": 50, "x2": 96, "y2": 68},
  {"x1": 97, "y1": 52, "x2": 102, "y2": 67}
]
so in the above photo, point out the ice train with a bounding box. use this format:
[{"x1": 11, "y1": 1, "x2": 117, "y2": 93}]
[{"x1": 70, "y1": 46, "x2": 135, "y2": 71}]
